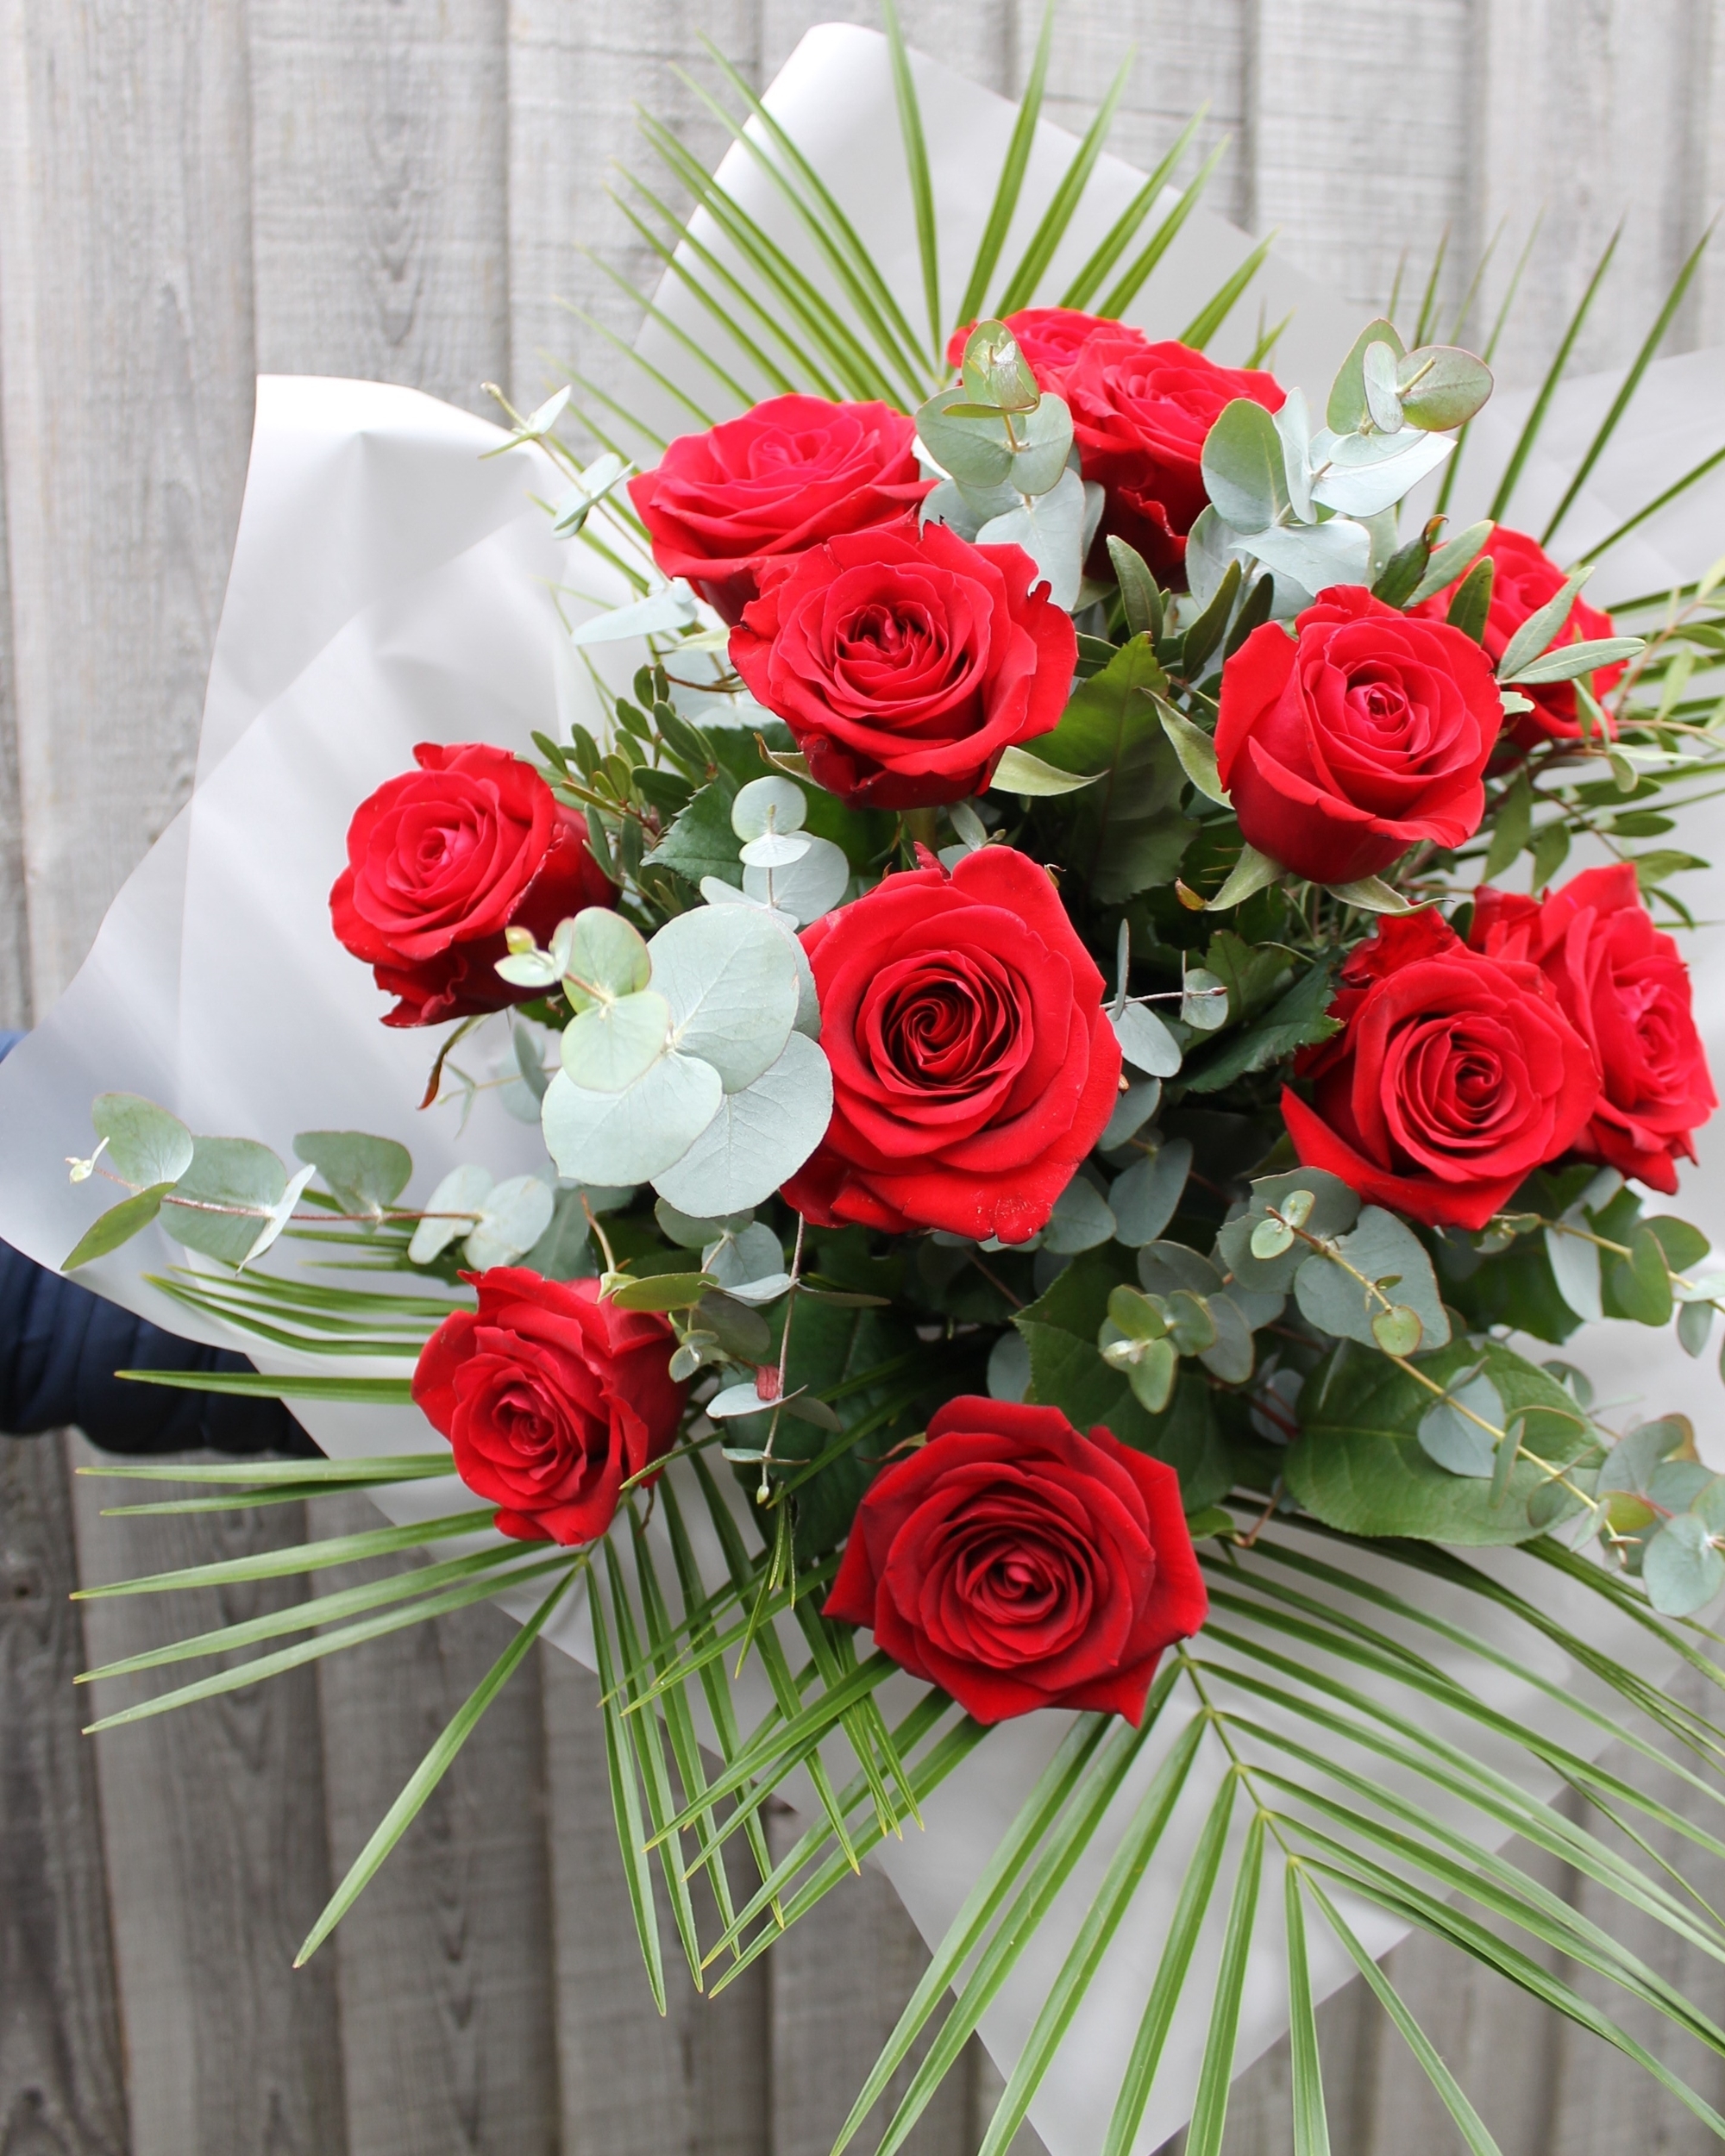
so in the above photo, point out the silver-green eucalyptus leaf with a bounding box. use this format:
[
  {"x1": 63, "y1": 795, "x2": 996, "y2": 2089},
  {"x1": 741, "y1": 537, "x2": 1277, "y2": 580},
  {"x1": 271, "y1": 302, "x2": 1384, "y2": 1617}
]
[
  {"x1": 731, "y1": 775, "x2": 807, "y2": 841},
  {"x1": 1111, "y1": 1002, "x2": 1182, "y2": 1078},
  {"x1": 463, "y1": 1175, "x2": 556, "y2": 1273},
  {"x1": 649, "y1": 905, "x2": 799, "y2": 1092},
  {"x1": 92, "y1": 1094, "x2": 195, "y2": 1189},
  {"x1": 409, "y1": 1163, "x2": 493, "y2": 1264},
  {"x1": 560, "y1": 988, "x2": 673, "y2": 1093},
  {"x1": 1362, "y1": 338, "x2": 1405, "y2": 433},
  {"x1": 542, "y1": 1055, "x2": 723, "y2": 1186},
  {"x1": 1201, "y1": 398, "x2": 1289, "y2": 532},
  {"x1": 652, "y1": 1031, "x2": 832, "y2": 1216},
  {"x1": 975, "y1": 466, "x2": 1086, "y2": 609},
  {"x1": 1396, "y1": 344, "x2": 1494, "y2": 431}
]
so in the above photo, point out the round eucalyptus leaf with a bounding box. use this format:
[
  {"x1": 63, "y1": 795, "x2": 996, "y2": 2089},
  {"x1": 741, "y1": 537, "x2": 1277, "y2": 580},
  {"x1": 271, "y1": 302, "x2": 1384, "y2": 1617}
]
[
  {"x1": 1396, "y1": 345, "x2": 1494, "y2": 431},
  {"x1": 409, "y1": 1163, "x2": 494, "y2": 1263},
  {"x1": 241, "y1": 1163, "x2": 319, "y2": 1269},
  {"x1": 916, "y1": 386, "x2": 1015, "y2": 490},
  {"x1": 975, "y1": 466, "x2": 1086, "y2": 609},
  {"x1": 560, "y1": 988, "x2": 671, "y2": 1094},
  {"x1": 650, "y1": 904, "x2": 799, "y2": 1090},
  {"x1": 703, "y1": 1221, "x2": 785, "y2": 1291},
  {"x1": 1362, "y1": 339, "x2": 1404, "y2": 433},
  {"x1": 1309, "y1": 430, "x2": 1452, "y2": 519},
  {"x1": 1641, "y1": 1512, "x2": 1725, "y2": 1617},
  {"x1": 92, "y1": 1094, "x2": 195, "y2": 1190},
  {"x1": 541, "y1": 1052, "x2": 723, "y2": 1186},
  {"x1": 1372, "y1": 1302, "x2": 1425, "y2": 1357},
  {"x1": 1180, "y1": 968, "x2": 1229, "y2": 1031},
  {"x1": 1201, "y1": 398, "x2": 1289, "y2": 533},
  {"x1": 1126, "y1": 1337, "x2": 1178, "y2": 1413},
  {"x1": 1110, "y1": 1138, "x2": 1193, "y2": 1248},
  {"x1": 293, "y1": 1130, "x2": 413, "y2": 1218},
  {"x1": 656, "y1": 1198, "x2": 739, "y2": 1250},
  {"x1": 743, "y1": 834, "x2": 850, "y2": 929},
  {"x1": 1039, "y1": 1174, "x2": 1116, "y2": 1255},
  {"x1": 738, "y1": 830, "x2": 812, "y2": 869},
  {"x1": 707, "y1": 1380, "x2": 778, "y2": 1420},
  {"x1": 464, "y1": 1175, "x2": 557, "y2": 1272},
  {"x1": 163, "y1": 1137, "x2": 288, "y2": 1267},
  {"x1": 1416, "y1": 1372, "x2": 1502, "y2": 1477},
  {"x1": 987, "y1": 1329, "x2": 1032, "y2": 1402},
  {"x1": 731, "y1": 775, "x2": 807, "y2": 840},
  {"x1": 653, "y1": 1031, "x2": 832, "y2": 1217},
  {"x1": 960, "y1": 320, "x2": 1038, "y2": 412},
  {"x1": 1112, "y1": 1001, "x2": 1182, "y2": 1078},
  {"x1": 564, "y1": 907, "x2": 650, "y2": 998},
  {"x1": 1008, "y1": 393, "x2": 1075, "y2": 497},
  {"x1": 495, "y1": 948, "x2": 562, "y2": 990}
]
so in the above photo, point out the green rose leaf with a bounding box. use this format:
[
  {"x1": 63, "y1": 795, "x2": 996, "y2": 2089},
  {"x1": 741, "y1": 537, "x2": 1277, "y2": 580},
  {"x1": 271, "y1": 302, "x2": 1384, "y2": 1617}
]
[
  {"x1": 63, "y1": 1183, "x2": 176, "y2": 1272},
  {"x1": 1288, "y1": 1338, "x2": 1587, "y2": 1545}
]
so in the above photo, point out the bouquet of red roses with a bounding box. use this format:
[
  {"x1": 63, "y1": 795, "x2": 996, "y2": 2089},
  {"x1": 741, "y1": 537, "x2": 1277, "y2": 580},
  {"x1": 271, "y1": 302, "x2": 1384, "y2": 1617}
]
[{"x1": 53, "y1": 17, "x2": 1725, "y2": 2151}]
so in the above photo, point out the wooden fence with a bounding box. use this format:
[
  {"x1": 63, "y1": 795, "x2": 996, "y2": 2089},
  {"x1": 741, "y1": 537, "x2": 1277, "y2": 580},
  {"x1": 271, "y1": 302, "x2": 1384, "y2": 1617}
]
[{"x1": 3, "y1": 3, "x2": 1725, "y2": 2152}]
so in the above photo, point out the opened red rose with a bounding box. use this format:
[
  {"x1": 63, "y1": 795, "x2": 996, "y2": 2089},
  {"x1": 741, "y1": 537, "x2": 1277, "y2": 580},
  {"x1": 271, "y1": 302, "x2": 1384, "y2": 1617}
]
[
  {"x1": 781, "y1": 844, "x2": 1120, "y2": 1244},
  {"x1": 413, "y1": 1269, "x2": 686, "y2": 1545},
  {"x1": 1284, "y1": 910, "x2": 1599, "y2": 1230},
  {"x1": 627, "y1": 394, "x2": 932, "y2": 624},
  {"x1": 1063, "y1": 334, "x2": 1283, "y2": 577},
  {"x1": 1214, "y1": 586, "x2": 1503, "y2": 885},
  {"x1": 824, "y1": 1395, "x2": 1206, "y2": 1724},
  {"x1": 1469, "y1": 866, "x2": 1715, "y2": 1194},
  {"x1": 331, "y1": 743, "x2": 616, "y2": 1028},
  {"x1": 944, "y1": 306, "x2": 1122, "y2": 391},
  {"x1": 729, "y1": 519, "x2": 1076, "y2": 809},
  {"x1": 1421, "y1": 526, "x2": 1624, "y2": 746}
]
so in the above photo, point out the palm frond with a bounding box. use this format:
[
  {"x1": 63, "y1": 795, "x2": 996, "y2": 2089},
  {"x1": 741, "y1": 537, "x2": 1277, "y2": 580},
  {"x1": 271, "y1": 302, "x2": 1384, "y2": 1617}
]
[
  {"x1": 881, "y1": 0, "x2": 941, "y2": 356},
  {"x1": 996, "y1": 46, "x2": 1135, "y2": 317},
  {"x1": 953, "y1": 1, "x2": 1054, "y2": 332},
  {"x1": 1489, "y1": 223, "x2": 1622, "y2": 523}
]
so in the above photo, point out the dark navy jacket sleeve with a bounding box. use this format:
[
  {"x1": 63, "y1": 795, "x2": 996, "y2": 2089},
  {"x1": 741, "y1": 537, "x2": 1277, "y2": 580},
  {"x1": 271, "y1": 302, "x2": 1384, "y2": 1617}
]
[{"x1": 0, "y1": 1031, "x2": 317, "y2": 1456}]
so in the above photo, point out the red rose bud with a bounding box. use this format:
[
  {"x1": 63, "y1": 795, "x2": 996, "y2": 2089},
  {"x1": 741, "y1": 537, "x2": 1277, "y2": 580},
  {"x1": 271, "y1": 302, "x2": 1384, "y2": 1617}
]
[
  {"x1": 1214, "y1": 586, "x2": 1502, "y2": 886},
  {"x1": 1063, "y1": 334, "x2": 1284, "y2": 578},
  {"x1": 944, "y1": 306, "x2": 1123, "y2": 392},
  {"x1": 824, "y1": 1396, "x2": 1207, "y2": 1725},
  {"x1": 625, "y1": 394, "x2": 932, "y2": 624},
  {"x1": 1470, "y1": 866, "x2": 1716, "y2": 1195},
  {"x1": 330, "y1": 743, "x2": 615, "y2": 1027},
  {"x1": 1283, "y1": 911, "x2": 1600, "y2": 1232},
  {"x1": 412, "y1": 1269, "x2": 687, "y2": 1545},
  {"x1": 781, "y1": 845, "x2": 1121, "y2": 1244},
  {"x1": 1420, "y1": 525, "x2": 1625, "y2": 746},
  {"x1": 729, "y1": 520, "x2": 1076, "y2": 810}
]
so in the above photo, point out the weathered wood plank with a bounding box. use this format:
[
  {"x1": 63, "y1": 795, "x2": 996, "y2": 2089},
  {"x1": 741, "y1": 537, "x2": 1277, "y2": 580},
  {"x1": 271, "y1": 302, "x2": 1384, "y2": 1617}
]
[
  {"x1": 0, "y1": 398, "x2": 30, "y2": 1031},
  {"x1": 539, "y1": 1646, "x2": 771, "y2": 2155},
  {"x1": 0, "y1": 0, "x2": 257, "y2": 1003},
  {"x1": 248, "y1": 0, "x2": 511, "y2": 414},
  {"x1": 0, "y1": 1433, "x2": 129, "y2": 2156},
  {"x1": 310, "y1": 1495, "x2": 561, "y2": 2156},
  {"x1": 1472, "y1": 0, "x2": 1715, "y2": 382},
  {"x1": 69, "y1": 1435, "x2": 349, "y2": 2156},
  {"x1": 760, "y1": 1, "x2": 1017, "y2": 94},
  {"x1": 505, "y1": 0, "x2": 760, "y2": 423},
  {"x1": 1248, "y1": 0, "x2": 1474, "y2": 323},
  {"x1": 766, "y1": 1804, "x2": 975, "y2": 2156}
]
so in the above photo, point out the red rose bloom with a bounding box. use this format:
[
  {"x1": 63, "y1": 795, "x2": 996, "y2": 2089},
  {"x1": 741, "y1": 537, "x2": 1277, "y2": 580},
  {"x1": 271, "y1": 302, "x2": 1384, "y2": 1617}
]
[
  {"x1": 1283, "y1": 911, "x2": 1600, "y2": 1230},
  {"x1": 1421, "y1": 526, "x2": 1624, "y2": 747},
  {"x1": 331, "y1": 743, "x2": 616, "y2": 1028},
  {"x1": 1063, "y1": 334, "x2": 1284, "y2": 577},
  {"x1": 1469, "y1": 866, "x2": 1716, "y2": 1194},
  {"x1": 944, "y1": 306, "x2": 1125, "y2": 391},
  {"x1": 729, "y1": 520, "x2": 1076, "y2": 809},
  {"x1": 781, "y1": 845, "x2": 1121, "y2": 1244},
  {"x1": 1214, "y1": 586, "x2": 1503, "y2": 885},
  {"x1": 824, "y1": 1396, "x2": 1207, "y2": 1725},
  {"x1": 626, "y1": 394, "x2": 932, "y2": 624},
  {"x1": 413, "y1": 1269, "x2": 686, "y2": 1545}
]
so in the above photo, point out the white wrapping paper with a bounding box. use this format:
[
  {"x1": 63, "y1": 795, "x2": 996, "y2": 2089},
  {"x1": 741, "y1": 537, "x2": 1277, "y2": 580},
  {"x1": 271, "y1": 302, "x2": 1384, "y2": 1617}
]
[{"x1": 3, "y1": 26, "x2": 1724, "y2": 2153}]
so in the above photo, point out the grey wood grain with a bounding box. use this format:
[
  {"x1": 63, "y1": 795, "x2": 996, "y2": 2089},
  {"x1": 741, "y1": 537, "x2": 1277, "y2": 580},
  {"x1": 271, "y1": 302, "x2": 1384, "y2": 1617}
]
[
  {"x1": 69, "y1": 1436, "x2": 348, "y2": 2156},
  {"x1": 0, "y1": 0, "x2": 256, "y2": 1003},
  {"x1": 539, "y1": 1646, "x2": 771, "y2": 2155},
  {"x1": 310, "y1": 1495, "x2": 561, "y2": 2156},
  {"x1": 248, "y1": 0, "x2": 511, "y2": 414},
  {"x1": 0, "y1": 1434, "x2": 129, "y2": 2156},
  {"x1": 0, "y1": 388, "x2": 29, "y2": 1032},
  {"x1": 765, "y1": 1803, "x2": 974, "y2": 2156}
]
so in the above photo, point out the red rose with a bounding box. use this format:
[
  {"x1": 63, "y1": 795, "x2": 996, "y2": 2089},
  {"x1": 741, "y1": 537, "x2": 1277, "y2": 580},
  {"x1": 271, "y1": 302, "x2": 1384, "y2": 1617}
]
[
  {"x1": 1470, "y1": 866, "x2": 1716, "y2": 1194},
  {"x1": 728, "y1": 520, "x2": 1076, "y2": 809},
  {"x1": 331, "y1": 743, "x2": 614, "y2": 1028},
  {"x1": 943, "y1": 306, "x2": 1125, "y2": 391},
  {"x1": 1421, "y1": 526, "x2": 1624, "y2": 746},
  {"x1": 626, "y1": 394, "x2": 932, "y2": 624},
  {"x1": 413, "y1": 1269, "x2": 686, "y2": 1545},
  {"x1": 1214, "y1": 586, "x2": 1503, "y2": 885},
  {"x1": 824, "y1": 1396, "x2": 1206, "y2": 1724},
  {"x1": 1283, "y1": 911, "x2": 1600, "y2": 1231},
  {"x1": 781, "y1": 845, "x2": 1121, "y2": 1243},
  {"x1": 1063, "y1": 334, "x2": 1284, "y2": 577}
]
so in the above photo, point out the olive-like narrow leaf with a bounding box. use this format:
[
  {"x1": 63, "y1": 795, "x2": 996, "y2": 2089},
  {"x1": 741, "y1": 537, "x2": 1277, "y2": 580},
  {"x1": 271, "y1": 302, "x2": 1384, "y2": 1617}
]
[{"x1": 294, "y1": 1562, "x2": 580, "y2": 1967}]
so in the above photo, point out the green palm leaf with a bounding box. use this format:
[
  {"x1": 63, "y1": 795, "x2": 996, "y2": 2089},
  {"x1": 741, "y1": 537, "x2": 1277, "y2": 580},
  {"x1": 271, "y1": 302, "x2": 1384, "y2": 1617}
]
[{"x1": 953, "y1": 2, "x2": 1054, "y2": 332}]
